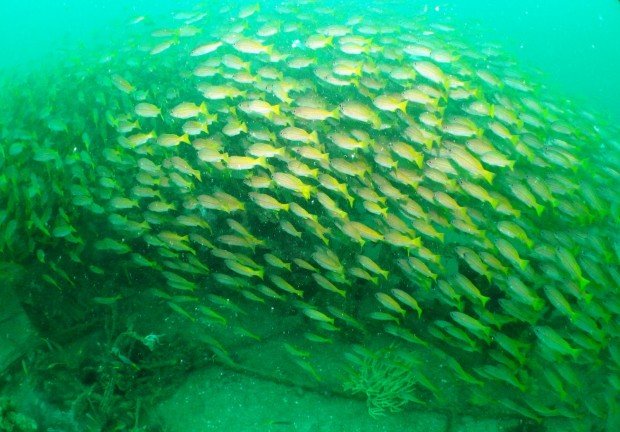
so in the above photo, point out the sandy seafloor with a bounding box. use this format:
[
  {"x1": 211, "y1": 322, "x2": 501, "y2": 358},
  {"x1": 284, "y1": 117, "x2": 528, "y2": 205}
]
[{"x1": 152, "y1": 365, "x2": 561, "y2": 432}]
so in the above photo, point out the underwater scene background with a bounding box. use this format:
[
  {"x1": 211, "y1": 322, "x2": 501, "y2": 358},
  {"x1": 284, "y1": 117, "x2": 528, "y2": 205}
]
[{"x1": 0, "y1": 1, "x2": 619, "y2": 431}]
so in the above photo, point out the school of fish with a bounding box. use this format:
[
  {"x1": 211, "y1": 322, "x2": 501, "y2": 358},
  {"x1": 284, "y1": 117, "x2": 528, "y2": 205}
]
[{"x1": 0, "y1": 0, "x2": 619, "y2": 426}]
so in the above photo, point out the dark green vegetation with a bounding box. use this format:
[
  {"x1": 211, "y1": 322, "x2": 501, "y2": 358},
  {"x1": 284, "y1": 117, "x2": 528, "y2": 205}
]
[{"x1": 0, "y1": 1, "x2": 619, "y2": 430}]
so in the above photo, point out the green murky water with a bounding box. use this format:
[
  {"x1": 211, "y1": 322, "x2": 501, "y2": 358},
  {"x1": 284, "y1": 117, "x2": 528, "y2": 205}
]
[{"x1": 1, "y1": 1, "x2": 619, "y2": 431}]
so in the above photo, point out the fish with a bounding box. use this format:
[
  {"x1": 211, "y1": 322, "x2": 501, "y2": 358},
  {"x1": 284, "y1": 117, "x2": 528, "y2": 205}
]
[
  {"x1": 227, "y1": 156, "x2": 270, "y2": 171},
  {"x1": 264, "y1": 252, "x2": 291, "y2": 271},
  {"x1": 450, "y1": 311, "x2": 492, "y2": 342},
  {"x1": 390, "y1": 289, "x2": 422, "y2": 317},
  {"x1": 170, "y1": 101, "x2": 208, "y2": 119},
  {"x1": 543, "y1": 286, "x2": 577, "y2": 321},
  {"x1": 224, "y1": 259, "x2": 264, "y2": 279},
  {"x1": 233, "y1": 38, "x2": 273, "y2": 55},
  {"x1": 191, "y1": 41, "x2": 223, "y2": 57},
  {"x1": 238, "y1": 100, "x2": 280, "y2": 118},
  {"x1": 311, "y1": 247, "x2": 344, "y2": 274},
  {"x1": 503, "y1": 276, "x2": 545, "y2": 310},
  {"x1": 494, "y1": 238, "x2": 529, "y2": 271},
  {"x1": 167, "y1": 301, "x2": 195, "y2": 322},
  {"x1": 445, "y1": 143, "x2": 495, "y2": 185},
  {"x1": 292, "y1": 106, "x2": 339, "y2": 121},
  {"x1": 339, "y1": 101, "x2": 382, "y2": 129},
  {"x1": 506, "y1": 181, "x2": 545, "y2": 216},
  {"x1": 375, "y1": 292, "x2": 406, "y2": 316},
  {"x1": 279, "y1": 126, "x2": 320, "y2": 145},
  {"x1": 453, "y1": 273, "x2": 490, "y2": 307},
  {"x1": 269, "y1": 275, "x2": 303, "y2": 297},
  {"x1": 303, "y1": 307, "x2": 335, "y2": 324},
  {"x1": 373, "y1": 94, "x2": 408, "y2": 113},
  {"x1": 3, "y1": 3, "x2": 617, "y2": 424},
  {"x1": 93, "y1": 295, "x2": 122, "y2": 305},
  {"x1": 272, "y1": 172, "x2": 314, "y2": 199},
  {"x1": 312, "y1": 273, "x2": 346, "y2": 297},
  {"x1": 533, "y1": 326, "x2": 581, "y2": 359},
  {"x1": 413, "y1": 60, "x2": 447, "y2": 87},
  {"x1": 111, "y1": 74, "x2": 136, "y2": 94},
  {"x1": 134, "y1": 102, "x2": 162, "y2": 118},
  {"x1": 555, "y1": 247, "x2": 590, "y2": 290},
  {"x1": 150, "y1": 39, "x2": 177, "y2": 55},
  {"x1": 157, "y1": 133, "x2": 190, "y2": 147},
  {"x1": 357, "y1": 255, "x2": 389, "y2": 279},
  {"x1": 249, "y1": 192, "x2": 289, "y2": 212}
]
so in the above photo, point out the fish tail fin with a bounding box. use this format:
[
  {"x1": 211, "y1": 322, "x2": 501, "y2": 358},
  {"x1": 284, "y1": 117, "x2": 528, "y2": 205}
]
[
  {"x1": 441, "y1": 78, "x2": 451, "y2": 92},
  {"x1": 483, "y1": 170, "x2": 495, "y2": 185},
  {"x1": 272, "y1": 104, "x2": 281, "y2": 116},
  {"x1": 532, "y1": 299, "x2": 545, "y2": 311},
  {"x1": 414, "y1": 155, "x2": 424, "y2": 169},
  {"x1": 484, "y1": 272, "x2": 493, "y2": 284},
  {"x1": 535, "y1": 203, "x2": 545, "y2": 216},
  {"x1": 346, "y1": 194, "x2": 355, "y2": 208},
  {"x1": 180, "y1": 133, "x2": 191, "y2": 145},
  {"x1": 301, "y1": 186, "x2": 312, "y2": 200},
  {"x1": 398, "y1": 101, "x2": 408, "y2": 113},
  {"x1": 310, "y1": 130, "x2": 320, "y2": 145}
]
